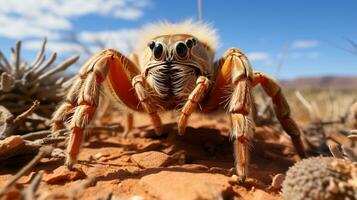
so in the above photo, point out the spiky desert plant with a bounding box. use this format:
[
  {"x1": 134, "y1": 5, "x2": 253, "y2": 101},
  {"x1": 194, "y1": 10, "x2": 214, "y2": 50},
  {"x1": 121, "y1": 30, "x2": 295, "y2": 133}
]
[
  {"x1": 350, "y1": 102, "x2": 357, "y2": 129},
  {"x1": 282, "y1": 157, "x2": 357, "y2": 200},
  {"x1": 0, "y1": 39, "x2": 79, "y2": 135}
]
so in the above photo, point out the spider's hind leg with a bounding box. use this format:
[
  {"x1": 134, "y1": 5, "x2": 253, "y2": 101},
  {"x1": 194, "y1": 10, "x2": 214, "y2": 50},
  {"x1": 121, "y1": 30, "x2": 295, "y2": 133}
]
[{"x1": 252, "y1": 72, "x2": 307, "y2": 158}]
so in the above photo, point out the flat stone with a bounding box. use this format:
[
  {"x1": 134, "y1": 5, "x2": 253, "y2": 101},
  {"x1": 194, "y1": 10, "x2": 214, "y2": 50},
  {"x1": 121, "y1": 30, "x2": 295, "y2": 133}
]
[
  {"x1": 130, "y1": 151, "x2": 172, "y2": 168},
  {"x1": 137, "y1": 141, "x2": 162, "y2": 151},
  {"x1": 0, "y1": 135, "x2": 24, "y2": 154},
  {"x1": 44, "y1": 166, "x2": 86, "y2": 184},
  {"x1": 139, "y1": 171, "x2": 234, "y2": 200}
]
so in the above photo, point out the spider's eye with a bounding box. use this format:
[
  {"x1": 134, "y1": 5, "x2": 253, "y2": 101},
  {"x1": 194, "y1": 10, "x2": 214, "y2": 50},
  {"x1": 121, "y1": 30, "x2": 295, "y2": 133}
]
[
  {"x1": 192, "y1": 38, "x2": 197, "y2": 45},
  {"x1": 175, "y1": 42, "x2": 188, "y2": 58},
  {"x1": 148, "y1": 41, "x2": 155, "y2": 50},
  {"x1": 153, "y1": 43, "x2": 163, "y2": 60},
  {"x1": 186, "y1": 39, "x2": 193, "y2": 48}
]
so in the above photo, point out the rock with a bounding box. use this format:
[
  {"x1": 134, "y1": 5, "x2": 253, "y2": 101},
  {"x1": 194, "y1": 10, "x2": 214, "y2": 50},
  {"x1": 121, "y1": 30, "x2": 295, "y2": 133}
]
[
  {"x1": 137, "y1": 141, "x2": 162, "y2": 151},
  {"x1": 94, "y1": 152, "x2": 109, "y2": 160},
  {"x1": 179, "y1": 164, "x2": 209, "y2": 172},
  {"x1": 139, "y1": 171, "x2": 233, "y2": 200},
  {"x1": 209, "y1": 167, "x2": 230, "y2": 175},
  {"x1": 229, "y1": 175, "x2": 239, "y2": 184},
  {"x1": 0, "y1": 135, "x2": 24, "y2": 155},
  {"x1": 253, "y1": 189, "x2": 278, "y2": 200},
  {"x1": 271, "y1": 173, "x2": 285, "y2": 189},
  {"x1": 44, "y1": 166, "x2": 86, "y2": 184},
  {"x1": 130, "y1": 151, "x2": 172, "y2": 168}
]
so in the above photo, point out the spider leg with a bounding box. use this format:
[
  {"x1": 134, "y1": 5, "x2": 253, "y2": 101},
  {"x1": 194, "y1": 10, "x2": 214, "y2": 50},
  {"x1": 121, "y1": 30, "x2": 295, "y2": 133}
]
[
  {"x1": 132, "y1": 75, "x2": 162, "y2": 135},
  {"x1": 51, "y1": 49, "x2": 142, "y2": 168},
  {"x1": 252, "y1": 72, "x2": 307, "y2": 158},
  {"x1": 122, "y1": 113, "x2": 134, "y2": 138},
  {"x1": 203, "y1": 48, "x2": 254, "y2": 182},
  {"x1": 178, "y1": 76, "x2": 210, "y2": 135}
]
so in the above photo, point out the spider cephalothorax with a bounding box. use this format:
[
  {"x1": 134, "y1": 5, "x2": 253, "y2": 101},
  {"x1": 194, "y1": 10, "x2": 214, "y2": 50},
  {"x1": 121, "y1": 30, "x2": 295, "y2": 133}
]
[
  {"x1": 51, "y1": 20, "x2": 306, "y2": 183},
  {"x1": 144, "y1": 34, "x2": 211, "y2": 107}
]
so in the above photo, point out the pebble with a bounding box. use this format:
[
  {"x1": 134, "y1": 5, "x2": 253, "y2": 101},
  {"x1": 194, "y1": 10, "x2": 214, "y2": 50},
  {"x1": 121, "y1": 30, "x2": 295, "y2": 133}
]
[
  {"x1": 130, "y1": 151, "x2": 172, "y2": 168},
  {"x1": 271, "y1": 173, "x2": 285, "y2": 189},
  {"x1": 228, "y1": 175, "x2": 239, "y2": 184},
  {"x1": 44, "y1": 166, "x2": 86, "y2": 184}
]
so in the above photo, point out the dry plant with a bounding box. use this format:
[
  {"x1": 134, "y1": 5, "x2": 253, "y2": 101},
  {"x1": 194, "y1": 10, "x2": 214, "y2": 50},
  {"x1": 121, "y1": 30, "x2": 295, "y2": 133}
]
[
  {"x1": 295, "y1": 90, "x2": 357, "y2": 155},
  {"x1": 252, "y1": 86, "x2": 277, "y2": 126},
  {"x1": 351, "y1": 102, "x2": 357, "y2": 129},
  {"x1": 0, "y1": 40, "x2": 126, "y2": 198},
  {"x1": 0, "y1": 39, "x2": 79, "y2": 139}
]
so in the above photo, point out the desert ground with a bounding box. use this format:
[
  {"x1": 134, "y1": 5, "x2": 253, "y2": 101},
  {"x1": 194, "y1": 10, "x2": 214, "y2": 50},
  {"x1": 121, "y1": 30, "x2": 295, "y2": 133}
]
[{"x1": 1, "y1": 87, "x2": 355, "y2": 200}]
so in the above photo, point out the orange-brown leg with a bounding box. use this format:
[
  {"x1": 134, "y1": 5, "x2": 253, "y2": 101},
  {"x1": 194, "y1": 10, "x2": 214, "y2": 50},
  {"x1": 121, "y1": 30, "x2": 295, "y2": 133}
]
[
  {"x1": 122, "y1": 113, "x2": 134, "y2": 138},
  {"x1": 51, "y1": 49, "x2": 142, "y2": 168},
  {"x1": 252, "y1": 72, "x2": 307, "y2": 158},
  {"x1": 132, "y1": 75, "x2": 162, "y2": 135},
  {"x1": 178, "y1": 76, "x2": 210, "y2": 135},
  {"x1": 203, "y1": 48, "x2": 254, "y2": 182}
]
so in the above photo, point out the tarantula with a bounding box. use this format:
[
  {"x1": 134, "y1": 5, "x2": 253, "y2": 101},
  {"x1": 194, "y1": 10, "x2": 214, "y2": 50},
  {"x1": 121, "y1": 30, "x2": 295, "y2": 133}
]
[{"x1": 51, "y1": 20, "x2": 306, "y2": 182}]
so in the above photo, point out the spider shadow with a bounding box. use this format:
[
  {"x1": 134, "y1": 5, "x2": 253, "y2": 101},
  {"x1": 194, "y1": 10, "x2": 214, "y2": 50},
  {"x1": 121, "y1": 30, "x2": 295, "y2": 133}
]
[{"x1": 119, "y1": 122, "x2": 295, "y2": 185}]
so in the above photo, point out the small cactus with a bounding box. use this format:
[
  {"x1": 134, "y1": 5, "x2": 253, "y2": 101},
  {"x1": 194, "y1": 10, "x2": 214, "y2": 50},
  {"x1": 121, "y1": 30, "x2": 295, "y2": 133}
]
[{"x1": 282, "y1": 157, "x2": 357, "y2": 200}]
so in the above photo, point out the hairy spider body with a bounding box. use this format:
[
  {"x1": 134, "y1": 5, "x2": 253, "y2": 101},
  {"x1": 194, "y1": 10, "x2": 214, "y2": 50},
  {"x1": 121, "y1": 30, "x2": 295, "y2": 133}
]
[{"x1": 52, "y1": 20, "x2": 306, "y2": 183}]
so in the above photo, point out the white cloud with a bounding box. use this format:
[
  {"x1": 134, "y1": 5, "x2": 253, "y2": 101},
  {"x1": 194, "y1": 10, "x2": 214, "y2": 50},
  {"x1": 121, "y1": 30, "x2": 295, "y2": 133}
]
[
  {"x1": 285, "y1": 51, "x2": 320, "y2": 59},
  {"x1": 0, "y1": 0, "x2": 149, "y2": 39},
  {"x1": 24, "y1": 40, "x2": 83, "y2": 55},
  {"x1": 113, "y1": 8, "x2": 144, "y2": 20},
  {"x1": 23, "y1": 28, "x2": 140, "y2": 58},
  {"x1": 0, "y1": 14, "x2": 60, "y2": 39},
  {"x1": 79, "y1": 29, "x2": 139, "y2": 53},
  {"x1": 247, "y1": 52, "x2": 272, "y2": 64},
  {"x1": 291, "y1": 40, "x2": 320, "y2": 49},
  {"x1": 306, "y1": 51, "x2": 320, "y2": 59}
]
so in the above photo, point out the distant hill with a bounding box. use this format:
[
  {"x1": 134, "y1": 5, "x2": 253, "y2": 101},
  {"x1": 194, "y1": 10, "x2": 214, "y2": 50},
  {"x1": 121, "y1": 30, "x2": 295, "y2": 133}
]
[{"x1": 279, "y1": 76, "x2": 357, "y2": 89}]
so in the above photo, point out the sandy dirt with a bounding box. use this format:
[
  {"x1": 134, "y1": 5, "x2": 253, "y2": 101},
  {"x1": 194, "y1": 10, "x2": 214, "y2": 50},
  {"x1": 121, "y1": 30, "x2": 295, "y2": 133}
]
[{"x1": 0, "y1": 111, "x2": 302, "y2": 200}]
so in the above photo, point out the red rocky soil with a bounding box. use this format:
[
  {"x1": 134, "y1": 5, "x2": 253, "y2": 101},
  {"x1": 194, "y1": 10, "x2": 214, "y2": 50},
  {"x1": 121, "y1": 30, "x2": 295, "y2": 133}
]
[{"x1": 0, "y1": 112, "x2": 301, "y2": 200}]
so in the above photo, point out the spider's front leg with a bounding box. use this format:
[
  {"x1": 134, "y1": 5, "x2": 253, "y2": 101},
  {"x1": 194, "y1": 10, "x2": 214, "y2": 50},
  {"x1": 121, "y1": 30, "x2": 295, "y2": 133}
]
[
  {"x1": 203, "y1": 48, "x2": 254, "y2": 183},
  {"x1": 132, "y1": 75, "x2": 162, "y2": 135},
  {"x1": 178, "y1": 76, "x2": 210, "y2": 135},
  {"x1": 51, "y1": 49, "x2": 160, "y2": 168}
]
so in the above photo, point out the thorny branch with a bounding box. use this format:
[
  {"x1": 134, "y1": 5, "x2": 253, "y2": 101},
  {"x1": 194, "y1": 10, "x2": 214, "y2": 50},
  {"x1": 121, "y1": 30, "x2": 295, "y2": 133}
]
[{"x1": 0, "y1": 100, "x2": 41, "y2": 139}]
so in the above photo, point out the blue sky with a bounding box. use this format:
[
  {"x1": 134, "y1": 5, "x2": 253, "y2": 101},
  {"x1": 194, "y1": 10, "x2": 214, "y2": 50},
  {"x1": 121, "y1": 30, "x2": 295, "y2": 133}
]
[{"x1": 0, "y1": 0, "x2": 356, "y2": 79}]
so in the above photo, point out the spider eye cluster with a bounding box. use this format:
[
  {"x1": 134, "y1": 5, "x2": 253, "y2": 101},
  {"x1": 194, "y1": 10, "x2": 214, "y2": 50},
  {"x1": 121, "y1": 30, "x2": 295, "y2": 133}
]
[
  {"x1": 148, "y1": 38, "x2": 198, "y2": 61},
  {"x1": 175, "y1": 38, "x2": 198, "y2": 59},
  {"x1": 185, "y1": 38, "x2": 197, "y2": 48},
  {"x1": 148, "y1": 41, "x2": 164, "y2": 60}
]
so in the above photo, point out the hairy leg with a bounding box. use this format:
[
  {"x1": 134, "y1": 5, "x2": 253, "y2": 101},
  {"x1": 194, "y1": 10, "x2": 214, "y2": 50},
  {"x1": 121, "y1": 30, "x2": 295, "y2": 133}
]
[
  {"x1": 253, "y1": 72, "x2": 306, "y2": 158},
  {"x1": 132, "y1": 75, "x2": 162, "y2": 135},
  {"x1": 122, "y1": 113, "x2": 134, "y2": 138},
  {"x1": 178, "y1": 76, "x2": 210, "y2": 135},
  {"x1": 203, "y1": 48, "x2": 254, "y2": 182},
  {"x1": 51, "y1": 49, "x2": 142, "y2": 168}
]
